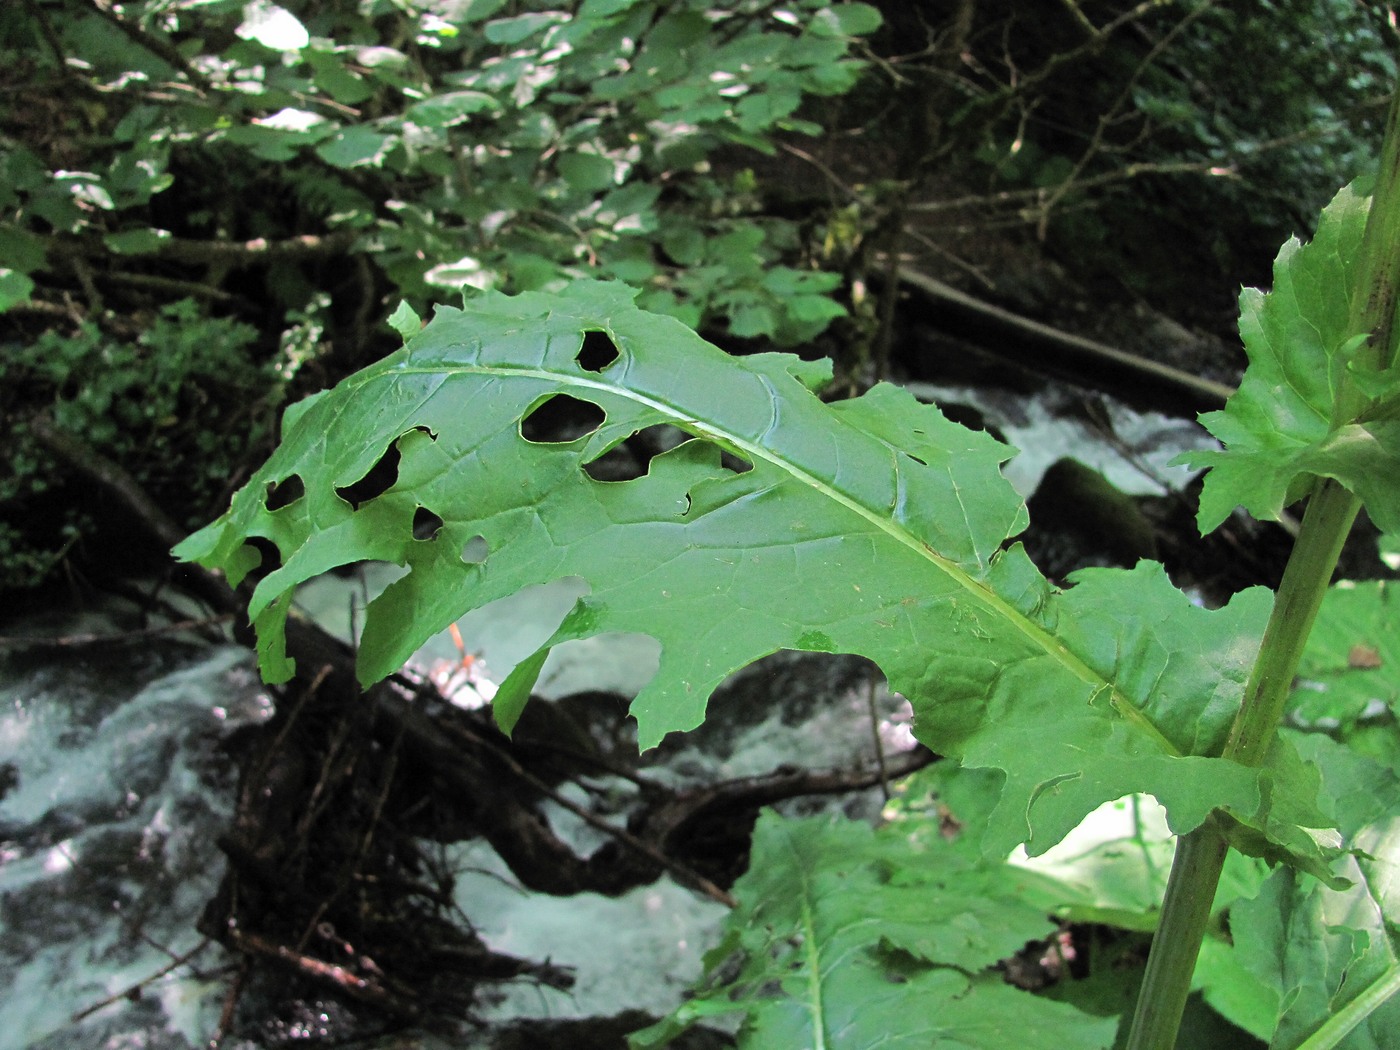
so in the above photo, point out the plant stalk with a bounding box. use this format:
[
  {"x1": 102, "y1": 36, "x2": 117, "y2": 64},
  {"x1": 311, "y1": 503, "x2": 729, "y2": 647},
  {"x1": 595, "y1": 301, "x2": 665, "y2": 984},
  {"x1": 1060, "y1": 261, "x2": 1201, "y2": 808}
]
[
  {"x1": 1123, "y1": 814, "x2": 1230, "y2": 1050},
  {"x1": 1221, "y1": 479, "x2": 1362, "y2": 768},
  {"x1": 1124, "y1": 479, "x2": 1360, "y2": 1050},
  {"x1": 1125, "y1": 86, "x2": 1400, "y2": 1050}
]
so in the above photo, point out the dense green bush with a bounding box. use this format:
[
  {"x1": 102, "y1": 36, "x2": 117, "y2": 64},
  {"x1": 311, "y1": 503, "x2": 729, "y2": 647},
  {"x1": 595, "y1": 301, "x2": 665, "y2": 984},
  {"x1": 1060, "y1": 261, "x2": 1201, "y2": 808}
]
[
  {"x1": 0, "y1": 301, "x2": 280, "y2": 589},
  {"x1": 0, "y1": 0, "x2": 878, "y2": 342}
]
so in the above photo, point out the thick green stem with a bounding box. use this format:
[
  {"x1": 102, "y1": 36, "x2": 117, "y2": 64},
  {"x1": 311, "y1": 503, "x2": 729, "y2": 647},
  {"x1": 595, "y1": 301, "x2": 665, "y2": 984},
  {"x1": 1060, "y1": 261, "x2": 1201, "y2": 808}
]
[
  {"x1": 1124, "y1": 815, "x2": 1230, "y2": 1050},
  {"x1": 1124, "y1": 481, "x2": 1360, "y2": 1050},
  {"x1": 1125, "y1": 88, "x2": 1400, "y2": 1050},
  {"x1": 1222, "y1": 480, "x2": 1361, "y2": 768}
]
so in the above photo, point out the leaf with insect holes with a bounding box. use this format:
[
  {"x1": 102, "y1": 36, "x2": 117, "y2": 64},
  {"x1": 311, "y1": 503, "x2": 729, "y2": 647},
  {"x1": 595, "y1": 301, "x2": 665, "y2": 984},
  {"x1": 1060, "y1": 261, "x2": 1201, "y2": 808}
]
[
  {"x1": 1178, "y1": 180, "x2": 1400, "y2": 535},
  {"x1": 177, "y1": 280, "x2": 1308, "y2": 859}
]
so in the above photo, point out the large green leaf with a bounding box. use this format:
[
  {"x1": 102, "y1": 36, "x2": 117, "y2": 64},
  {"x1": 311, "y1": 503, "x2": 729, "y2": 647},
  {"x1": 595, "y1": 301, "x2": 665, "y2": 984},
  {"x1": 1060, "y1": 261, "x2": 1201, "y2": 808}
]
[
  {"x1": 628, "y1": 812, "x2": 1120, "y2": 1050},
  {"x1": 1180, "y1": 180, "x2": 1400, "y2": 534},
  {"x1": 1231, "y1": 861, "x2": 1400, "y2": 1050},
  {"x1": 177, "y1": 280, "x2": 1282, "y2": 857}
]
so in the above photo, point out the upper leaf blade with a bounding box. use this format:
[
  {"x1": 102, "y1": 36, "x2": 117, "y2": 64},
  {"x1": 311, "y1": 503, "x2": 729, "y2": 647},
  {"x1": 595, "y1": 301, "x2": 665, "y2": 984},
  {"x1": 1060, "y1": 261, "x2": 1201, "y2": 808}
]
[
  {"x1": 178, "y1": 279, "x2": 1277, "y2": 856},
  {"x1": 1180, "y1": 180, "x2": 1400, "y2": 534}
]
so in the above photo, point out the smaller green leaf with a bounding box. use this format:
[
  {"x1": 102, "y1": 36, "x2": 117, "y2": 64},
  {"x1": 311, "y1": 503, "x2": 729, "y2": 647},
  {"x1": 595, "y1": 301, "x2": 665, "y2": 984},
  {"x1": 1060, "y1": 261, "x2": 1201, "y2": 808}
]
[
  {"x1": 407, "y1": 90, "x2": 500, "y2": 128},
  {"x1": 307, "y1": 50, "x2": 374, "y2": 105},
  {"x1": 1286, "y1": 730, "x2": 1400, "y2": 843},
  {"x1": 577, "y1": 0, "x2": 645, "y2": 17},
  {"x1": 810, "y1": 3, "x2": 883, "y2": 38},
  {"x1": 735, "y1": 89, "x2": 802, "y2": 132},
  {"x1": 0, "y1": 269, "x2": 34, "y2": 312},
  {"x1": 727, "y1": 298, "x2": 778, "y2": 338},
  {"x1": 0, "y1": 224, "x2": 48, "y2": 273},
  {"x1": 660, "y1": 226, "x2": 705, "y2": 267},
  {"x1": 558, "y1": 151, "x2": 618, "y2": 192},
  {"x1": 453, "y1": 0, "x2": 510, "y2": 23},
  {"x1": 640, "y1": 811, "x2": 1119, "y2": 1049},
  {"x1": 786, "y1": 293, "x2": 846, "y2": 324},
  {"x1": 1231, "y1": 864, "x2": 1400, "y2": 1049},
  {"x1": 494, "y1": 647, "x2": 550, "y2": 735},
  {"x1": 315, "y1": 127, "x2": 396, "y2": 169},
  {"x1": 1177, "y1": 180, "x2": 1383, "y2": 533},
  {"x1": 483, "y1": 12, "x2": 568, "y2": 44}
]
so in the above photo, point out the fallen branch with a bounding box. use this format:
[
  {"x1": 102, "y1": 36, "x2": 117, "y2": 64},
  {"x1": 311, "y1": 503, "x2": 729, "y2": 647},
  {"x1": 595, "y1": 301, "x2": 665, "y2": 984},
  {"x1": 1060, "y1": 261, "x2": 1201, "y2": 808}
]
[
  {"x1": 0, "y1": 613, "x2": 235, "y2": 651},
  {"x1": 894, "y1": 266, "x2": 1236, "y2": 414},
  {"x1": 49, "y1": 230, "x2": 359, "y2": 267}
]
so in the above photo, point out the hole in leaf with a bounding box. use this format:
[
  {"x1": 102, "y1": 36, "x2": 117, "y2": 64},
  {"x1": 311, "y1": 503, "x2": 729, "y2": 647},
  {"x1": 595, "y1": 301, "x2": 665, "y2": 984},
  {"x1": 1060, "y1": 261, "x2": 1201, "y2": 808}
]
[
  {"x1": 413, "y1": 506, "x2": 444, "y2": 541},
  {"x1": 336, "y1": 443, "x2": 402, "y2": 509},
  {"x1": 582, "y1": 425, "x2": 671, "y2": 481},
  {"x1": 583, "y1": 442, "x2": 643, "y2": 482},
  {"x1": 720, "y1": 450, "x2": 753, "y2": 474},
  {"x1": 334, "y1": 427, "x2": 434, "y2": 509},
  {"x1": 265, "y1": 474, "x2": 305, "y2": 511},
  {"x1": 242, "y1": 536, "x2": 282, "y2": 577},
  {"x1": 576, "y1": 329, "x2": 619, "y2": 372},
  {"x1": 520, "y1": 394, "x2": 606, "y2": 444},
  {"x1": 582, "y1": 425, "x2": 698, "y2": 482},
  {"x1": 906, "y1": 452, "x2": 927, "y2": 467},
  {"x1": 461, "y1": 535, "x2": 489, "y2": 564}
]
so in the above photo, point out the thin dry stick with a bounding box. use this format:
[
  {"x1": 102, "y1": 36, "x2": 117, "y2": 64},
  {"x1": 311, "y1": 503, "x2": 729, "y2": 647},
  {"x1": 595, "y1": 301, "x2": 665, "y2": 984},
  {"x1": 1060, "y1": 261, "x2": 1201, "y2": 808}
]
[
  {"x1": 211, "y1": 955, "x2": 251, "y2": 1049},
  {"x1": 70, "y1": 939, "x2": 215, "y2": 1023},
  {"x1": 455, "y1": 722, "x2": 739, "y2": 908}
]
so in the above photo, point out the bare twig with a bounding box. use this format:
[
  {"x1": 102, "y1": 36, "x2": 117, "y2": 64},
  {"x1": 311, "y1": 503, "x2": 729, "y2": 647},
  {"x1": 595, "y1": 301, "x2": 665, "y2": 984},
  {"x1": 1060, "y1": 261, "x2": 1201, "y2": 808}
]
[
  {"x1": 224, "y1": 927, "x2": 421, "y2": 1017},
  {"x1": 102, "y1": 271, "x2": 247, "y2": 306},
  {"x1": 70, "y1": 940, "x2": 215, "y2": 1023},
  {"x1": 1034, "y1": 0, "x2": 1215, "y2": 238},
  {"x1": 48, "y1": 231, "x2": 359, "y2": 268}
]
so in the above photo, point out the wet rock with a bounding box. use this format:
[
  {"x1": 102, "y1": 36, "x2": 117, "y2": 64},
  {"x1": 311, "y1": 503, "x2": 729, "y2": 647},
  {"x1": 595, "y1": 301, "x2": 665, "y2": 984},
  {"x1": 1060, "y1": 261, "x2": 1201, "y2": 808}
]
[{"x1": 1024, "y1": 457, "x2": 1158, "y2": 580}]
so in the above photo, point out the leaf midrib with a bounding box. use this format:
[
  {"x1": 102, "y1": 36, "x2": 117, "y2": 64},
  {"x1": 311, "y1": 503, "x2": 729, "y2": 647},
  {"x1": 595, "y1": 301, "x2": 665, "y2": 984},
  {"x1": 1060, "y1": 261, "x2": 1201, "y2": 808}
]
[{"x1": 382, "y1": 359, "x2": 1183, "y2": 759}]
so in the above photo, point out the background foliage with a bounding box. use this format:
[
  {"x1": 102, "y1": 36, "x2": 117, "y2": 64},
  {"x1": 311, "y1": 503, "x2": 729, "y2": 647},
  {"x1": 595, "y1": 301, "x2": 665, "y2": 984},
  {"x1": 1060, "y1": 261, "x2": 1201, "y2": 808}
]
[{"x1": 3, "y1": 0, "x2": 1394, "y2": 590}]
